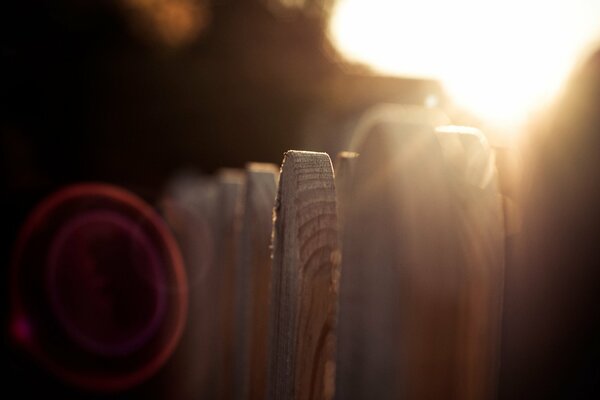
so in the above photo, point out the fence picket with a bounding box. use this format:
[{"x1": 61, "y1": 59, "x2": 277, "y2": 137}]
[{"x1": 267, "y1": 151, "x2": 340, "y2": 400}]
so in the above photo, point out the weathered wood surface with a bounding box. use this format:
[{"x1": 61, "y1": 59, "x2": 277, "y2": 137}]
[
  {"x1": 267, "y1": 151, "x2": 340, "y2": 400},
  {"x1": 335, "y1": 120, "x2": 504, "y2": 400},
  {"x1": 234, "y1": 163, "x2": 279, "y2": 400}
]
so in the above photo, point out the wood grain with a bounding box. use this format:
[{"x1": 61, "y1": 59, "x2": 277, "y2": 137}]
[
  {"x1": 267, "y1": 151, "x2": 340, "y2": 400},
  {"x1": 234, "y1": 163, "x2": 279, "y2": 400}
]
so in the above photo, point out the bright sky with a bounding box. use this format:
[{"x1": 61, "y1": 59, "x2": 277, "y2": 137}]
[{"x1": 328, "y1": 0, "x2": 600, "y2": 132}]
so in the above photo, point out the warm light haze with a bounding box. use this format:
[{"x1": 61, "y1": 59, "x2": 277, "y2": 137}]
[{"x1": 329, "y1": 0, "x2": 600, "y2": 132}]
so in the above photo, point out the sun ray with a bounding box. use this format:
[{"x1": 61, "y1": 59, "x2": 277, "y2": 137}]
[{"x1": 328, "y1": 0, "x2": 600, "y2": 135}]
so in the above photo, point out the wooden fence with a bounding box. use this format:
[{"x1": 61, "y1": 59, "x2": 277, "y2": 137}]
[
  {"x1": 158, "y1": 121, "x2": 505, "y2": 399},
  {"x1": 10, "y1": 121, "x2": 507, "y2": 398}
]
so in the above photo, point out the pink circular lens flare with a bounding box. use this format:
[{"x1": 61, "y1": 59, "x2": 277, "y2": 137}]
[
  {"x1": 47, "y1": 210, "x2": 167, "y2": 357},
  {"x1": 10, "y1": 183, "x2": 188, "y2": 391}
]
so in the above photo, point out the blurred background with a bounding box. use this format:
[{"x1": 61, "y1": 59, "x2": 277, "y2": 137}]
[
  {"x1": 3, "y1": 0, "x2": 599, "y2": 196},
  {"x1": 2, "y1": 0, "x2": 600, "y2": 397}
]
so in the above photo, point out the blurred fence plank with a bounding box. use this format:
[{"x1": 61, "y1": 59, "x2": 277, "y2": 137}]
[
  {"x1": 159, "y1": 171, "x2": 245, "y2": 400},
  {"x1": 335, "y1": 122, "x2": 504, "y2": 400},
  {"x1": 159, "y1": 175, "x2": 221, "y2": 400},
  {"x1": 334, "y1": 151, "x2": 358, "y2": 232},
  {"x1": 267, "y1": 151, "x2": 340, "y2": 400},
  {"x1": 216, "y1": 169, "x2": 246, "y2": 400},
  {"x1": 435, "y1": 126, "x2": 505, "y2": 400},
  {"x1": 234, "y1": 163, "x2": 279, "y2": 400}
]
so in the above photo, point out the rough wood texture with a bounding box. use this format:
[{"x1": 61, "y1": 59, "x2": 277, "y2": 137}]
[
  {"x1": 335, "y1": 120, "x2": 504, "y2": 400},
  {"x1": 267, "y1": 151, "x2": 340, "y2": 400},
  {"x1": 234, "y1": 163, "x2": 279, "y2": 400}
]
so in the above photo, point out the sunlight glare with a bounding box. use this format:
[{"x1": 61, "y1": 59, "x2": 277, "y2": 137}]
[{"x1": 329, "y1": 0, "x2": 600, "y2": 131}]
